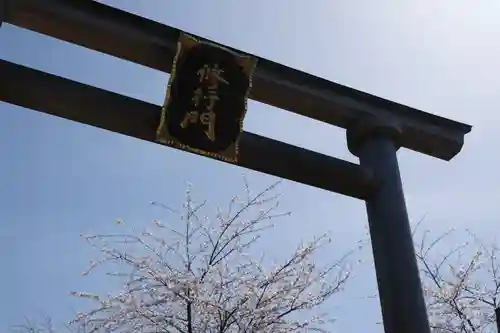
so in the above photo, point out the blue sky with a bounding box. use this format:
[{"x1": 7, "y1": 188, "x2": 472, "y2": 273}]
[{"x1": 1, "y1": 0, "x2": 500, "y2": 331}]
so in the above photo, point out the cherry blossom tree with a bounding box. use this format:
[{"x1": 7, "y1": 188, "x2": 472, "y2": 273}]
[
  {"x1": 413, "y1": 221, "x2": 500, "y2": 333},
  {"x1": 16, "y1": 180, "x2": 357, "y2": 333}
]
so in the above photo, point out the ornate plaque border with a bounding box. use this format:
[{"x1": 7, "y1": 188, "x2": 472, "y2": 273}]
[{"x1": 156, "y1": 33, "x2": 257, "y2": 163}]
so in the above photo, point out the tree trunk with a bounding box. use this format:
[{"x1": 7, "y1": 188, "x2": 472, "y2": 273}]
[{"x1": 495, "y1": 307, "x2": 500, "y2": 333}]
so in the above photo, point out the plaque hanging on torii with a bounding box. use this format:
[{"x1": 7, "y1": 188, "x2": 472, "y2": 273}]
[{"x1": 157, "y1": 33, "x2": 257, "y2": 163}]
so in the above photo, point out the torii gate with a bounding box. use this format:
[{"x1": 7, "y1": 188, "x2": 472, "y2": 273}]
[{"x1": 0, "y1": 1, "x2": 472, "y2": 332}]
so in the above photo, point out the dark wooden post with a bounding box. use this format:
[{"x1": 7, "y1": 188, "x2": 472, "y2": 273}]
[
  {"x1": 0, "y1": 0, "x2": 6, "y2": 27},
  {"x1": 347, "y1": 117, "x2": 431, "y2": 333}
]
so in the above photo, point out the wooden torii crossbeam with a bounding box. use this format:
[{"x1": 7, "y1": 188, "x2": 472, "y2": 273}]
[
  {"x1": 1, "y1": 60, "x2": 376, "y2": 198},
  {"x1": 0, "y1": 1, "x2": 472, "y2": 333}
]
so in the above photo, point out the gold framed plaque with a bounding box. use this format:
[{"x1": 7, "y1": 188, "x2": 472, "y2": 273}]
[{"x1": 156, "y1": 33, "x2": 257, "y2": 163}]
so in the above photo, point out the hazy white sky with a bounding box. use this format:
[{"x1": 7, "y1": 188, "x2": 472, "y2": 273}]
[{"x1": 1, "y1": 1, "x2": 500, "y2": 332}]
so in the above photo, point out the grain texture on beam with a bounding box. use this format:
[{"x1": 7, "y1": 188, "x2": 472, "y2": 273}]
[
  {"x1": 4, "y1": 0, "x2": 471, "y2": 161},
  {"x1": 0, "y1": 59, "x2": 377, "y2": 199}
]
